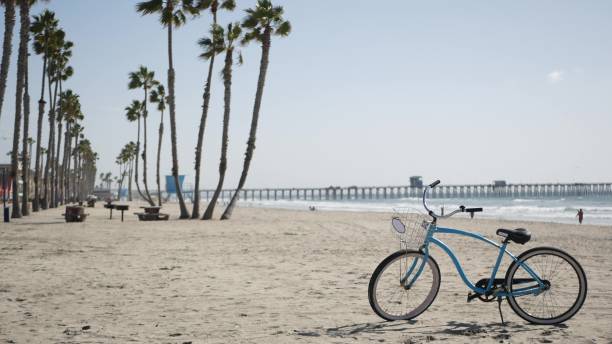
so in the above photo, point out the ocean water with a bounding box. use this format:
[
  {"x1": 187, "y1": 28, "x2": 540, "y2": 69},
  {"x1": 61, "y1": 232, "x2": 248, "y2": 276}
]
[{"x1": 241, "y1": 197, "x2": 612, "y2": 226}]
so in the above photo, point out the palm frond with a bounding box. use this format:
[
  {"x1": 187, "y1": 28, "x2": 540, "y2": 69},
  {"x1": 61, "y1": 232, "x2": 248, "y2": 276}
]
[
  {"x1": 220, "y1": 0, "x2": 235, "y2": 11},
  {"x1": 196, "y1": 0, "x2": 212, "y2": 10},
  {"x1": 274, "y1": 20, "x2": 291, "y2": 36},
  {"x1": 136, "y1": 0, "x2": 163, "y2": 16},
  {"x1": 237, "y1": 51, "x2": 243, "y2": 65}
]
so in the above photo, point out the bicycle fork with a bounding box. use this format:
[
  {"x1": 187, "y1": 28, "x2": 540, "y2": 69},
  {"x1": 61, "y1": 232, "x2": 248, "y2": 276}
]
[{"x1": 400, "y1": 250, "x2": 430, "y2": 290}]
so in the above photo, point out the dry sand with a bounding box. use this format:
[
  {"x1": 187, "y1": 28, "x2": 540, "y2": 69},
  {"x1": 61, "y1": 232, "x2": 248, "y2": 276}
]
[{"x1": 1, "y1": 202, "x2": 611, "y2": 343}]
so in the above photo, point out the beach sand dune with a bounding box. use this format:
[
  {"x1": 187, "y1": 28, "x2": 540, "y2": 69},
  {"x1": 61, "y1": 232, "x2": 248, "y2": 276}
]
[{"x1": 1, "y1": 203, "x2": 610, "y2": 343}]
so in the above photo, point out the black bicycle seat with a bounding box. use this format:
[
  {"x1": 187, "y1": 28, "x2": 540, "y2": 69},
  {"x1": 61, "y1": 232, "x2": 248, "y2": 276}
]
[{"x1": 496, "y1": 228, "x2": 531, "y2": 244}]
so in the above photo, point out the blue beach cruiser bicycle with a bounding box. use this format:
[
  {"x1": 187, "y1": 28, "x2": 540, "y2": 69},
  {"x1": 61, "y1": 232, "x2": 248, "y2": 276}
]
[{"x1": 368, "y1": 180, "x2": 587, "y2": 325}]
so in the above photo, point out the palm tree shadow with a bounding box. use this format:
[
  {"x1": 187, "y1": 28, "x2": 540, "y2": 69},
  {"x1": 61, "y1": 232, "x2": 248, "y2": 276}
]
[
  {"x1": 13, "y1": 221, "x2": 66, "y2": 226},
  {"x1": 324, "y1": 320, "x2": 417, "y2": 337}
]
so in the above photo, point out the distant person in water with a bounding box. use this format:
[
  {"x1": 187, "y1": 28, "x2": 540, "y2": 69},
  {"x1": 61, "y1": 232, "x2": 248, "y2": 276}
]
[{"x1": 576, "y1": 209, "x2": 584, "y2": 224}]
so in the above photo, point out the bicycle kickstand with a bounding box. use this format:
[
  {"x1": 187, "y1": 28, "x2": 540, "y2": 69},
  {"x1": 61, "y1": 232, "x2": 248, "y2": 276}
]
[{"x1": 497, "y1": 296, "x2": 505, "y2": 326}]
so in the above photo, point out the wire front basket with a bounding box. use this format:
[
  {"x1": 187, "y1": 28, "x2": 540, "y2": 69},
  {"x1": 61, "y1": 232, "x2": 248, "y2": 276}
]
[{"x1": 391, "y1": 208, "x2": 432, "y2": 250}]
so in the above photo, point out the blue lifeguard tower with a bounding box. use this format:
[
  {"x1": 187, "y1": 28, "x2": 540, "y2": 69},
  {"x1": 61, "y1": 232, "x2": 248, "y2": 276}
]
[{"x1": 165, "y1": 175, "x2": 186, "y2": 198}]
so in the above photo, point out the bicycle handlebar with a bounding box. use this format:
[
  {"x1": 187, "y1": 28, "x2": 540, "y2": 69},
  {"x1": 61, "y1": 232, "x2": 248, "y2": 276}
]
[{"x1": 422, "y1": 180, "x2": 483, "y2": 219}]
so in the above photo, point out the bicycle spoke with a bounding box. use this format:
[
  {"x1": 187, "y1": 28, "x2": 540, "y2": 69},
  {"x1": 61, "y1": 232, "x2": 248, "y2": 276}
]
[
  {"x1": 371, "y1": 252, "x2": 439, "y2": 319},
  {"x1": 508, "y1": 249, "x2": 585, "y2": 324}
]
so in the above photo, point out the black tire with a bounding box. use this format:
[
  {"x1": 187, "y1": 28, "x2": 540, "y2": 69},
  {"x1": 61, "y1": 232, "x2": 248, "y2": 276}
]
[
  {"x1": 368, "y1": 250, "x2": 441, "y2": 321},
  {"x1": 505, "y1": 247, "x2": 587, "y2": 325}
]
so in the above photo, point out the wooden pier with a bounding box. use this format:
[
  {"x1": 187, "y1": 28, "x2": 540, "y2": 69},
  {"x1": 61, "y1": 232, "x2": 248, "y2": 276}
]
[{"x1": 198, "y1": 183, "x2": 612, "y2": 202}]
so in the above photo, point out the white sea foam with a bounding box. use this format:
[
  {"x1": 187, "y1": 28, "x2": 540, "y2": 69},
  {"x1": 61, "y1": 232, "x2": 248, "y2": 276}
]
[{"x1": 241, "y1": 197, "x2": 612, "y2": 226}]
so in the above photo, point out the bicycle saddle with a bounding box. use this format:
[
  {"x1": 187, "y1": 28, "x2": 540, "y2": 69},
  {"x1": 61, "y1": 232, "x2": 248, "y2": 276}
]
[{"x1": 496, "y1": 228, "x2": 531, "y2": 244}]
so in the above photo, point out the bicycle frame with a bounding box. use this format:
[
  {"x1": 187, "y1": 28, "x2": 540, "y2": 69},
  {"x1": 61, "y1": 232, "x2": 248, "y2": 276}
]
[{"x1": 404, "y1": 224, "x2": 546, "y2": 298}]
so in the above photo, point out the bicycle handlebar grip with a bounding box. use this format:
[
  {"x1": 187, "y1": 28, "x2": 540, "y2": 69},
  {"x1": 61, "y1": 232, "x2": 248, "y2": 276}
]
[
  {"x1": 429, "y1": 180, "x2": 441, "y2": 188},
  {"x1": 466, "y1": 208, "x2": 483, "y2": 213}
]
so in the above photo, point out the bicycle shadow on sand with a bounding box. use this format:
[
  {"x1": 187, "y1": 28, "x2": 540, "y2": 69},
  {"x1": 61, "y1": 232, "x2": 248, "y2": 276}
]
[
  {"x1": 297, "y1": 320, "x2": 569, "y2": 343},
  {"x1": 323, "y1": 320, "x2": 418, "y2": 337},
  {"x1": 422, "y1": 321, "x2": 570, "y2": 343}
]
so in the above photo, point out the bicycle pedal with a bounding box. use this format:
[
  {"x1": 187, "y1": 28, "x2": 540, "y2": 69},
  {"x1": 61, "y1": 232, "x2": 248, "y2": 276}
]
[{"x1": 467, "y1": 292, "x2": 479, "y2": 303}]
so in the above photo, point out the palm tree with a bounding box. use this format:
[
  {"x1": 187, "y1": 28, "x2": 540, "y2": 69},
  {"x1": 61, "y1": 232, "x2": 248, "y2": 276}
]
[
  {"x1": 125, "y1": 99, "x2": 148, "y2": 203},
  {"x1": 203, "y1": 22, "x2": 241, "y2": 220},
  {"x1": 116, "y1": 142, "x2": 135, "y2": 201},
  {"x1": 70, "y1": 122, "x2": 82, "y2": 202},
  {"x1": 30, "y1": 9, "x2": 58, "y2": 211},
  {"x1": 26, "y1": 137, "x2": 34, "y2": 170},
  {"x1": 55, "y1": 86, "x2": 70, "y2": 204},
  {"x1": 53, "y1": 43, "x2": 73, "y2": 206},
  {"x1": 19, "y1": 0, "x2": 32, "y2": 216},
  {"x1": 221, "y1": 0, "x2": 290, "y2": 220},
  {"x1": 191, "y1": 0, "x2": 235, "y2": 218},
  {"x1": 43, "y1": 28, "x2": 67, "y2": 208},
  {"x1": 104, "y1": 172, "x2": 112, "y2": 190},
  {"x1": 136, "y1": 0, "x2": 199, "y2": 219},
  {"x1": 74, "y1": 137, "x2": 95, "y2": 200},
  {"x1": 0, "y1": 0, "x2": 15, "y2": 124},
  {"x1": 149, "y1": 83, "x2": 166, "y2": 206},
  {"x1": 191, "y1": 23, "x2": 223, "y2": 218},
  {"x1": 128, "y1": 66, "x2": 157, "y2": 206},
  {"x1": 60, "y1": 90, "x2": 81, "y2": 202},
  {"x1": 10, "y1": 0, "x2": 33, "y2": 218},
  {"x1": 124, "y1": 141, "x2": 137, "y2": 201}
]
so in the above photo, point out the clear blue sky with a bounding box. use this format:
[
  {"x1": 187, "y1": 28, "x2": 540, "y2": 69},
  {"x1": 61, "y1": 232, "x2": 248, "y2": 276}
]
[{"x1": 1, "y1": 0, "x2": 611, "y2": 188}]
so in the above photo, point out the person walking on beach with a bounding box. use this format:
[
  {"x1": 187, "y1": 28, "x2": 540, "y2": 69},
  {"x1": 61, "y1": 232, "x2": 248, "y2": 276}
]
[{"x1": 576, "y1": 209, "x2": 584, "y2": 224}]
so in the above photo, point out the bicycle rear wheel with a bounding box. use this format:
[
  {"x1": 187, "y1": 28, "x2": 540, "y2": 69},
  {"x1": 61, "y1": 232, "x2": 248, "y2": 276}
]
[
  {"x1": 368, "y1": 250, "x2": 440, "y2": 321},
  {"x1": 506, "y1": 247, "x2": 587, "y2": 325}
]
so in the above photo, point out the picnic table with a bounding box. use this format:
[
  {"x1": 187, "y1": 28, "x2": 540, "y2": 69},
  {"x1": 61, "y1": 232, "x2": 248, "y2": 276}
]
[
  {"x1": 63, "y1": 205, "x2": 88, "y2": 223},
  {"x1": 104, "y1": 202, "x2": 116, "y2": 219},
  {"x1": 115, "y1": 204, "x2": 129, "y2": 222},
  {"x1": 135, "y1": 206, "x2": 169, "y2": 221}
]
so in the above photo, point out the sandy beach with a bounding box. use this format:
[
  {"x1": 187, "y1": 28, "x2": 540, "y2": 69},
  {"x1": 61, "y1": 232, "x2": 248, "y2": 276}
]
[{"x1": 1, "y1": 203, "x2": 611, "y2": 343}]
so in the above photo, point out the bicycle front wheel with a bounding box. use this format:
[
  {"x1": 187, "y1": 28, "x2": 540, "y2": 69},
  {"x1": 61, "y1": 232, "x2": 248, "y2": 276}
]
[
  {"x1": 506, "y1": 247, "x2": 587, "y2": 325},
  {"x1": 368, "y1": 250, "x2": 440, "y2": 321}
]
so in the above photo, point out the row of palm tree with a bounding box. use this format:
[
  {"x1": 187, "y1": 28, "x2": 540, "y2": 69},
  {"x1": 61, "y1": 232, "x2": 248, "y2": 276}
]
[
  {"x1": 0, "y1": 2, "x2": 98, "y2": 218},
  {"x1": 133, "y1": 0, "x2": 290, "y2": 220},
  {"x1": 124, "y1": 67, "x2": 167, "y2": 207},
  {"x1": 115, "y1": 141, "x2": 137, "y2": 202}
]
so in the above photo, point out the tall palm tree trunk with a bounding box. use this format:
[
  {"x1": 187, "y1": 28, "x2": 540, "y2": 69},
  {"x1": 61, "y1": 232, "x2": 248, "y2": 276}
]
[
  {"x1": 192, "y1": 53, "x2": 216, "y2": 218},
  {"x1": 72, "y1": 134, "x2": 78, "y2": 202},
  {"x1": 62, "y1": 122, "x2": 70, "y2": 203},
  {"x1": 10, "y1": 0, "x2": 28, "y2": 218},
  {"x1": 141, "y1": 88, "x2": 155, "y2": 205},
  {"x1": 42, "y1": 74, "x2": 53, "y2": 208},
  {"x1": 156, "y1": 109, "x2": 164, "y2": 206},
  {"x1": 55, "y1": 79, "x2": 63, "y2": 205},
  {"x1": 76, "y1": 152, "x2": 81, "y2": 201},
  {"x1": 55, "y1": 118, "x2": 63, "y2": 204},
  {"x1": 192, "y1": 10, "x2": 219, "y2": 218},
  {"x1": 20, "y1": 2, "x2": 30, "y2": 216},
  {"x1": 0, "y1": 0, "x2": 15, "y2": 124},
  {"x1": 167, "y1": 18, "x2": 189, "y2": 219},
  {"x1": 44, "y1": 77, "x2": 58, "y2": 208},
  {"x1": 204, "y1": 47, "x2": 233, "y2": 220},
  {"x1": 128, "y1": 157, "x2": 133, "y2": 201},
  {"x1": 221, "y1": 30, "x2": 271, "y2": 220},
  {"x1": 134, "y1": 117, "x2": 147, "y2": 201},
  {"x1": 32, "y1": 55, "x2": 46, "y2": 211},
  {"x1": 50, "y1": 78, "x2": 59, "y2": 207}
]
